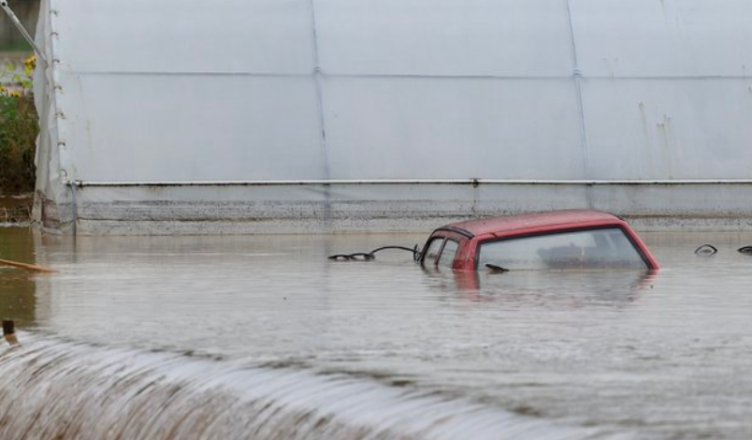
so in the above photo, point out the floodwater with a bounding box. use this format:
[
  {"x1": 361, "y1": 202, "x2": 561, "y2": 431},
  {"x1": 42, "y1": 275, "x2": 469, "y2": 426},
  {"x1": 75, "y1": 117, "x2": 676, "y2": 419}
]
[{"x1": 1, "y1": 228, "x2": 752, "y2": 439}]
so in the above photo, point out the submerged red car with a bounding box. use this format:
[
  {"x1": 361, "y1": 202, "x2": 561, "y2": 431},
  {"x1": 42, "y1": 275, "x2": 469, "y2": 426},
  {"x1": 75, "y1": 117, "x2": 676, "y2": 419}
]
[{"x1": 420, "y1": 210, "x2": 659, "y2": 271}]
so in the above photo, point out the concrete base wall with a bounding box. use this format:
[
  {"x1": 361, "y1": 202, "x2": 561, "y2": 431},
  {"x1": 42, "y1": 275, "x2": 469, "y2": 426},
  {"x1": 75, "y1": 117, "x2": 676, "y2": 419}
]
[{"x1": 37, "y1": 182, "x2": 752, "y2": 235}]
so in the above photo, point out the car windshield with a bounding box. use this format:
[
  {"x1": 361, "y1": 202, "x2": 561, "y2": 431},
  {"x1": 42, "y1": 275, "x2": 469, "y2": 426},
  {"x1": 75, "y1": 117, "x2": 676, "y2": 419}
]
[{"x1": 477, "y1": 227, "x2": 647, "y2": 270}]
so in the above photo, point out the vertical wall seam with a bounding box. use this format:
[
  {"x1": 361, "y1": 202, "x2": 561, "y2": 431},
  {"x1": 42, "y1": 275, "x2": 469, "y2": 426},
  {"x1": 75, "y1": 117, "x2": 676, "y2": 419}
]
[
  {"x1": 308, "y1": 0, "x2": 331, "y2": 181},
  {"x1": 69, "y1": 180, "x2": 77, "y2": 236},
  {"x1": 564, "y1": 0, "x2": 593, "y2": 207},
  {"x1": 307, "y1": 0, "x2": 332, "y2": 223}
]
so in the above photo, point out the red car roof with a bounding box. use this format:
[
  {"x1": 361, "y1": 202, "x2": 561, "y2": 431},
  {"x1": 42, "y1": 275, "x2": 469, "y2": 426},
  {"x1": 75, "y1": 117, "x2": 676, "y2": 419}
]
[{"x1": 442, "y1": 210, "x2": 625, "y2": 238}]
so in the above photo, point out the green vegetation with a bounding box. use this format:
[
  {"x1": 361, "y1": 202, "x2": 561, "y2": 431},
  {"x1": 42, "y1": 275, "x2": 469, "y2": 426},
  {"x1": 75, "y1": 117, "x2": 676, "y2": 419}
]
[
  {"x1": 0, "y1": 40, "x2": 32, "y2": 53},
  {"x1": 0, "y1": 54, "x2": 37, "y2": 195}
]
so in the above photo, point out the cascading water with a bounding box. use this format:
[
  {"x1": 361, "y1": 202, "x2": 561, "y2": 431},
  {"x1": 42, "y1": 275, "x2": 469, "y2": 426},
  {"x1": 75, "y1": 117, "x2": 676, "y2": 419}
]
[{"x1": 0, "y1": 334, "x2": 623, "y2": 440}]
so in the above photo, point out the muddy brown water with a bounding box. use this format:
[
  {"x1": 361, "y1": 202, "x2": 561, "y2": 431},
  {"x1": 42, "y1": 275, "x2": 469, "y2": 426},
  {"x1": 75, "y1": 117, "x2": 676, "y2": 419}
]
[
  {"x1": 1, "y1": 228, "x2": 752, "y2": 439},
  {"x1": 0, "y1": 196, "x2": 32, "y2": 224}
]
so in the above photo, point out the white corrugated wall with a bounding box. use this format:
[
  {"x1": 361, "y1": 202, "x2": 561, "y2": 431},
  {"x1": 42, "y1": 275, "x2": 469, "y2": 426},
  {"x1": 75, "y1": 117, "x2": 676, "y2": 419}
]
[{"x1": 33, "y1": 0, "x2": 752, "y2": 234}]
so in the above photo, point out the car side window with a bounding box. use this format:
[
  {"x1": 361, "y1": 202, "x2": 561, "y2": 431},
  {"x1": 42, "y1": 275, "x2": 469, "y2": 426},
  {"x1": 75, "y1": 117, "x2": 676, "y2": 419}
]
[
  {"x1": 438, "y1": 239, "x2": 459, "y2": 268},
  {"x1": 422, "y1": 238, "x2": 444, "y2": 267}
]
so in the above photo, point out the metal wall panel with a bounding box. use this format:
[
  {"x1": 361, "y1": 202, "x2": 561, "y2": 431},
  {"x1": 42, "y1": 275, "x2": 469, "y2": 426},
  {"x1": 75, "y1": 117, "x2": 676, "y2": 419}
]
[
  {"x1": 54, "y1": 0, "x2": 315, "y2": 74},
  {"x1": 583, "y1": 78, "x2": 752, "y2": 179},
  {"x1": 60, "y1": 74, "x2": 327, "y2": 182},
  {"x1": 323, "y1": 77, "x2": 584, "y2": 179},
  {"x1": 571, "y1": 0, "x2": 752, "y2": 77},
  {"x1": 315, "y1": 0, "x2": 574, "y2": 76}
]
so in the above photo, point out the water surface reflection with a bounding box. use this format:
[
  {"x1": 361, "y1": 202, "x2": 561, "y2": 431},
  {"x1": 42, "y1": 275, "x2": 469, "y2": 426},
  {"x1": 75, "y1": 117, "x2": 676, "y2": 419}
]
[
  {"x1": 0, "y1": 228, "x2": 36, "y2": 325},
  {"x1": 436, "y1": 268, "x2": 654, "y2": 307}
]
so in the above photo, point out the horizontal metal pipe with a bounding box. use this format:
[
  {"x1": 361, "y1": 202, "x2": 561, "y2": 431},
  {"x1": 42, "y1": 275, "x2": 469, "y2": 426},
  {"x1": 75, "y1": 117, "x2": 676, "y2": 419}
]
[
  {"x1": 68, "y1": 179, "x2": 752, "y2": 188},
  {"x1": 73, "y1": 70, "x2": 752, "y2": 82}
]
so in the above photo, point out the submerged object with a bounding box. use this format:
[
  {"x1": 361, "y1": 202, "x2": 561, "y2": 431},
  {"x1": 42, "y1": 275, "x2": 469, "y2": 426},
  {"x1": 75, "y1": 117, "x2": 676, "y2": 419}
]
[
  {"x1": 2, "y1": 320, "x2": 17, "y2": 346},
  {"x1": 0, "y1": 258, "x2": 56, "y2": 273},
  {"x1": 420, "y1": 210, "x2": 659, "y2": 271},
  {"x1": 328, "y1": 246, "x2": 419, "y2": 262},
  {"x1": 695, "y1": 244, "x2": 718, "y2": 256}
]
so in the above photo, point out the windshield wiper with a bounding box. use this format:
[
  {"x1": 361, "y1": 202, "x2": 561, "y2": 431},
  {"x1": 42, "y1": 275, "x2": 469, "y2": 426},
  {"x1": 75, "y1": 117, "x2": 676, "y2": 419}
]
[{"x1": 485, "y1": 263, "x2": 509, "y2": 273}]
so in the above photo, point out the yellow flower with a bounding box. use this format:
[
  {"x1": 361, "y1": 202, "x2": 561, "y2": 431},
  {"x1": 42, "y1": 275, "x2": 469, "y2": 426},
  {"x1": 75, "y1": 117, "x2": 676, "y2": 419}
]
[
  {"x1": 9, "y1": 91, "x2": 21, "y2": 98},
  {"x1": 24, "y1": 55, "x2": 36, "y2": 69},
  {"x1": 0, "y1": 86, "x2": 4, "y2": 94}
]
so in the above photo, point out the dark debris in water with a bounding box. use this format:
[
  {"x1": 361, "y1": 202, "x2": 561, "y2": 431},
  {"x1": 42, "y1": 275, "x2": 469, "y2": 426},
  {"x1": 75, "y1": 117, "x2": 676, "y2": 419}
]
[
  {"x1": 328, "y1": 245, "x2": 421, "y2": 262},
  {"x1": 328, "y1": 253, "x2": 375, "y2": 262},
  {"x1": 694, "y1": 244, "x2": 718, "y2": 257},
  {"x1": 694, "y1": 244, "x2": 752, "y2": 256},
  {"x1": 2, "y1": 319, "x2": 16, "y2": 346},
  {"x1": 258, "y1": 359, "x2": 312, "y2": 370},
  {"x1": 388, "y1": 379, "x2": 415, "y2": 388},
  {"x1": 510, "y1": 404, "x2": 545, "y2": 417},
  {"x1": 2, "y1": 320, "x2": 13, "y2": 336}
]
